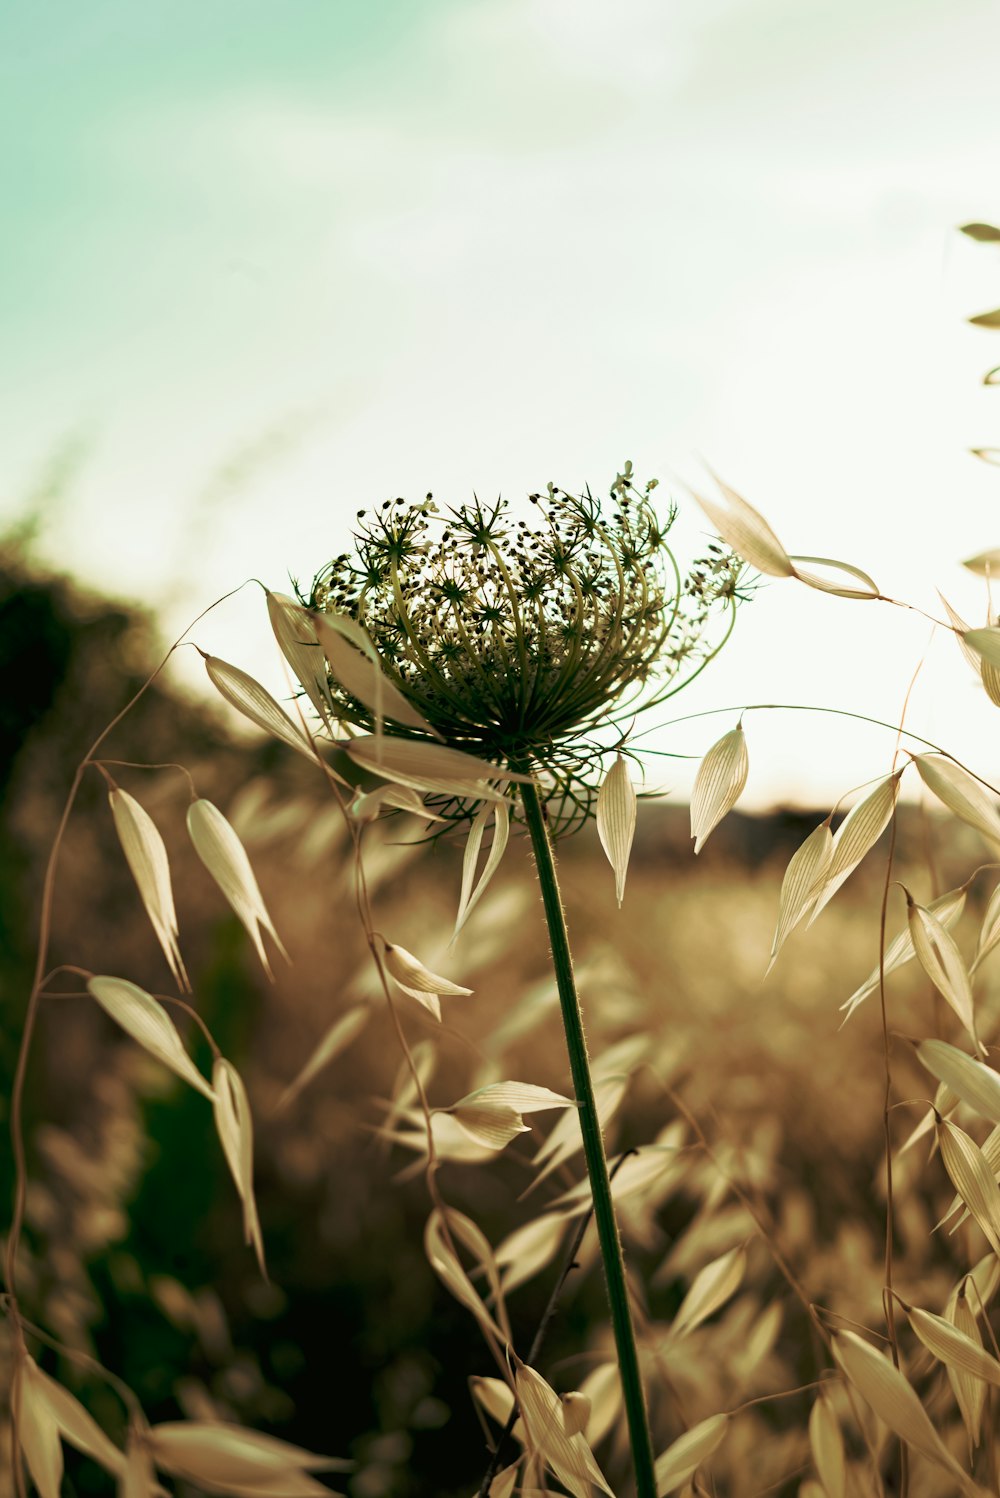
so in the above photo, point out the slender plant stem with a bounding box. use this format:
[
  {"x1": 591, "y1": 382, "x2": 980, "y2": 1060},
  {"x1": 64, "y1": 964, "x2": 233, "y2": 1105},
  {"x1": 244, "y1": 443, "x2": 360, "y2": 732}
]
[
  {"x1": 476, "y1": 1151, "x2": 635, "y2": 1497},
  {"x1": 517, "y1": 779, "x2": 657, "y2": 1498}
]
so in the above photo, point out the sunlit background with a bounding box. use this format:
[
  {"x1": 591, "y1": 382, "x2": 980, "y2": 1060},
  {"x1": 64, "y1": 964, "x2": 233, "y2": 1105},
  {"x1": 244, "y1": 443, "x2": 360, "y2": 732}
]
[{"x1": 4, "y1": 0, "x2": 1000, "y2": 804}]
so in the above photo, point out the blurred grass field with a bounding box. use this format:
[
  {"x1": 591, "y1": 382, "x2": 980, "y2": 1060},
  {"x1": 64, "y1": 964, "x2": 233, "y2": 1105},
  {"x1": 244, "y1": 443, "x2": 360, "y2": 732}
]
[{"x1": 3, "y1": 545, "x2": 999, "y2": 1497}]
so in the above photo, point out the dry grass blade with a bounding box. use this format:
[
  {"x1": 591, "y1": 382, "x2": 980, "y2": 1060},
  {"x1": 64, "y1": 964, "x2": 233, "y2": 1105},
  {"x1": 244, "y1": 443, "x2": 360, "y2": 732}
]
[
  {"x1": 653, "y1": 1413, "x2": 729, "y2": 1495},
  {"x1": 16, "y1": 1360, "x2": 63, "y2": 1498},
  {"x1": 786, "y1": 554, "x2": 880, "y2": 599},
  {"x1": 808, "y1": 1394, "x2": 844, "y2": 1498},
  {"x1": 690, "y1": 724, "x2": 749, "y2": 854},
  {"x1": 903, "y1": 889, "x2": 981, "y2": 1053},
  {"x1": 423, "y1": 1209, "x2": 506, "y2": 1346},
  {"x1": 276, "y1": 1006, "x2": 370, "y2": 1111},
  {"x1": 905, "y1": 1303, "x2": 1000, "y2": 1387},
  {"x1": 312, "y1": 612, "x2": 439, "y2": 737},
  {"x1": 690, "y1": 480, "x2": 794, "y2": 577},
  {"x1": 667, "y1": 1246, "x2": 745, "y2": 1342},
  {"x1": 937, "y1": 1118, "x2": 1000, "y2": 1255},
  {"x1": 831, "y1": 1330, "x2": 975, "y2": 1489},
  {"x1": 187, "y1": 799, "x2": 289, "y2": 980},
  {"x1": 87, "y1": 976, "x2": 214, "y2": 1100},
  {"x1": 843, "y1": 885, "x2": 967, "y2": 1022},
  {"x1": 914, "y1": 754, "x2": 1000, "y2": 848},
  {"x1": 596, "y1": 753, "x2": 637, "y2": 907},
  {"x1": 204, "y1": 655, "x2": 316, "y2": 760},
  {"x1": 767, "y1": 820, "x2": 832, "y2": 974},
  {"x1": 453, "y1": 802, "x2": 510, "y2": 939},
  {"x1": 213, "y1": 1058, "x2": 266, "y2": 1276},
  {"x1": 916, "y1": 1039, "x2": 1000, "y2": 1125},
  {"x1": 513, "y1": 1360, "x2": 614, "y2": 1498},
  {"x1": 109, "y1": 788, "x2": 190, "y2": 992},
  {"x1": 808, "y1": 773, "x2": 900, "y2": 924}
]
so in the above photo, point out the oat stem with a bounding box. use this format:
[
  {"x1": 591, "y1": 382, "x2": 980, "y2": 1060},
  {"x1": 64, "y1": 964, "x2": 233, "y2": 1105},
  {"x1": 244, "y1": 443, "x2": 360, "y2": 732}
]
[{"x1": 518, "y1": 777, "x2": 656, "y2": 1498}]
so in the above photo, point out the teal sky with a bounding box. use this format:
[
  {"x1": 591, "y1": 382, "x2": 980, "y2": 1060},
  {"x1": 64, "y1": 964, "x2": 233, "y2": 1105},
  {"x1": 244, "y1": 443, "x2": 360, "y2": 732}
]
[{"x1": 4, "y1": 0, "x2": 1000, "y2": 805}]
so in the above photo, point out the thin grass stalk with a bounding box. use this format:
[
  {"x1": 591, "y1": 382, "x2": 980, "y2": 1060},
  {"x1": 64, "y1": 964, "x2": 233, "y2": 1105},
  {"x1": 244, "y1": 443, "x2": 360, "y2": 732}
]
[{"x1": 517, "y1": 777, "x2": 656, "y2": 1498}]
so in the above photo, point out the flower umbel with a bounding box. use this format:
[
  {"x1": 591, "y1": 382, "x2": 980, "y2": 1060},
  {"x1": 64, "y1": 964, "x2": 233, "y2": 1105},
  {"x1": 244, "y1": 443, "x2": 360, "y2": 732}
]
[{"x1": 308, "y1": 466, "x2": 744, "y2": 832}]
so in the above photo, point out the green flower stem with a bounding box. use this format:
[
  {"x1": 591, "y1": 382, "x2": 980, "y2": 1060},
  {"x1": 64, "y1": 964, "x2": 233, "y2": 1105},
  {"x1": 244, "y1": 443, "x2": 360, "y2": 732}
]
[{"x1": 517, "y1": 777, "x2": 657, "y2": 1498}]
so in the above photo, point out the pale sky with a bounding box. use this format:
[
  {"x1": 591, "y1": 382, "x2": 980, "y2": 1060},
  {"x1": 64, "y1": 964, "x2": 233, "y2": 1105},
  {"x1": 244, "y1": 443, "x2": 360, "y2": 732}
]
[{"x1": 4, "y1": 0, "x2": 1000, "y2": 808}]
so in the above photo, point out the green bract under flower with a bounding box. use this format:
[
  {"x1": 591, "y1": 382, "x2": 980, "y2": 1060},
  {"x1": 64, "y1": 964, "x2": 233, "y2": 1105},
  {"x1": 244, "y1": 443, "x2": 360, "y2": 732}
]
[{"x1": 308, "y1": 467, "x2": 745, "y2": 834}]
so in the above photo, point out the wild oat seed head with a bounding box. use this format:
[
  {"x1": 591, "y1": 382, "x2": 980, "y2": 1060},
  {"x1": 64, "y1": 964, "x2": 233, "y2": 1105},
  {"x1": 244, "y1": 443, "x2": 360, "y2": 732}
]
[{"x1": 308, "y1": 467, "x2": 745, "y2": 833}]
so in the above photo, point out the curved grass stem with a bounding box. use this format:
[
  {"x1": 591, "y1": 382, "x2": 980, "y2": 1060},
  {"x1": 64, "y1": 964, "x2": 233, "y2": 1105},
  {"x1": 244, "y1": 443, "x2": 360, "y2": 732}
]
[{"x1": 517, "y1": 778, "x2": 656, "y2": 1498}]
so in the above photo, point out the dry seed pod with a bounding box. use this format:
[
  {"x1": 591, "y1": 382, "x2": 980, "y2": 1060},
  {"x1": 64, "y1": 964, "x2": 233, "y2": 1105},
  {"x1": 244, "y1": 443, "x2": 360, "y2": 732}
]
[
  {"x1": 380, "y1": 939, "x2": 472, "y2": 1021},
  {"x1": 513, "y1": 1359, "x2": 614, "y2": 1498},
  {"x1": 668, "y1": 1246, "x2": 745, "y2": 1342},
  {"x1": 914, "y1": 754, "x2": 1000, "y2": 848},
  {"x1": 187, "y1": 799, "x2": 288, "y2": 980},
  {"x1": 916, "y1": 1039, "x2": 1000, "y2": 1125},
  {"x1": 88, "y1": 976, "x2": 214, "y2": 1100},
  {"x1": 842, "y1": 885, "x2": 967, "y2": 1021},
  {"x1": 947, "y1": 1285, "x2": 988, "y2": 1454},
  {"x1": 109, "y1": 788, "x2": 190, "y2": 992},
  {"x1": 560, "y1": 1392, "x2": 591, "y2": 1439},
  {"x1": 266, "y1": 590, "x2": 336, "y2": 728},
  {"x1": 903, "y1": 888, "x2": 981, "y2": 1053},
  {"x1": 654, "y1": 1413, "x2": 729, "y2": 1494},
  {"x1": 276, "y1": 1007, "x2": 370, "y2": 1112},
  {"x1": 212, "y1": 1058, "x2": 265, "y2": 1276},
  {"x1": 346, "y1": 733, "x2": 523, "y2": 803},
  {"x1": 446, "y1": 1082, "x2": 573, "y2": 1152},
  {"x1": 596, "y1": 753, "x2": 637, "y2": 907},
  {"x1": 424, "y1": 1209, "x2": 506, "y2": 1346},
  {"x1": 937, "y1": 1117, "x2": 1000, "y2": 1255},
  {"x1": 808, "y1": 1394, "x2": 845, "y2": 1498},
  {"x1": 312, "y1": 611, "x2": 437, "y2": 737},
  {"x1": 767, "y1": 819, "x2": 832, "y2": 974},
  {"x1": 690, "y1": 724, "x2": 749, "y2": 854},
  {"x1": 831, "y1": 1331, "x2": 974, "y2": 1490},
  {"x1": 204, "y1": 655, "x2": 316, "y2": 759},
  {"x1": 808, "y1": 773, "x2": 901, "y2": 923},
  {"x1": 904, "y1": 1303, "x2": 1000, "y2": 1388},
  {"x1": 691, "y1": 481, "x2": 794, "y2": 577},
  {"x1": 453, "y1": 802, "x2": 510, "y2": 938},
  {"x1": 15, "y1": 1359, "x2": 62, "y2": 1498},
  {"x1": 785, "y1": 553, "x2": 879, "y2": 599}
]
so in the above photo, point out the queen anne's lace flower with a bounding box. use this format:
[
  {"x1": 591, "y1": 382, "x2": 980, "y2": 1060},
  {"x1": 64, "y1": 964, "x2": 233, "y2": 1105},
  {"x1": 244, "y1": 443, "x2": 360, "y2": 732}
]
[{"x1": 308, "y1": 466, "x2": 745, "y2": 834}]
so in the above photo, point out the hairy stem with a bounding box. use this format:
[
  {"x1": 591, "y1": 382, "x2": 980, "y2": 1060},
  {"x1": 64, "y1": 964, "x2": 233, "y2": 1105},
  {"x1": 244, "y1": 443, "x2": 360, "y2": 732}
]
[{"x1": 517, "y1": 778, "x2": 656, "y2": 1498}]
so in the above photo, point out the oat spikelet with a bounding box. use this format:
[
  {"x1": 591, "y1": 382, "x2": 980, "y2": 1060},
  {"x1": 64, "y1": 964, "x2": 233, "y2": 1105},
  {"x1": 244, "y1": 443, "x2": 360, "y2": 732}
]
[
  {"x1": 187, "y1": 799, "x2": 289, "y2": 980},
  {"x1": 109, "y1": 788, "x2": 190, "y2": 992}
]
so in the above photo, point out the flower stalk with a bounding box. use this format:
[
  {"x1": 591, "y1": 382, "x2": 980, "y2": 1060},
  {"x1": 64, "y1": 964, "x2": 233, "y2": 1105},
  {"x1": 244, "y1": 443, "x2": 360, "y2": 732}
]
[{"x1": 517, "y1": 775, "x2": 657, "y2": 1498}]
